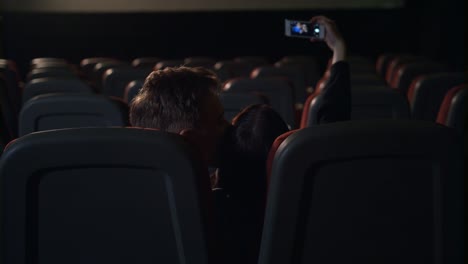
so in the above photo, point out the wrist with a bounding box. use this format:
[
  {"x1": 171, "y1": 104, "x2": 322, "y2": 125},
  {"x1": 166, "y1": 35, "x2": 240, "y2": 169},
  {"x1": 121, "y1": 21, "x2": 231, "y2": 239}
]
[{"x1": 332, "y1": 41, "x2": 346, "y2": 64}]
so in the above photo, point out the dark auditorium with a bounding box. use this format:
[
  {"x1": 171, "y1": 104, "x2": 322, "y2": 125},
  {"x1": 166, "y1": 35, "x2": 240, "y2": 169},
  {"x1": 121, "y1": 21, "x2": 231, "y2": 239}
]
[{"x1": 0, "y1": 0, "x2": 465, "y2": 263}]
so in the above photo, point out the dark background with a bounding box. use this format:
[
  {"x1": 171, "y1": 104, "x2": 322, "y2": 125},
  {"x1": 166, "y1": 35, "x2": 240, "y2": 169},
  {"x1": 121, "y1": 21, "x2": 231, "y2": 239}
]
[{"x1": 0, "y1": 0, "x2": 465, "y2": 79}]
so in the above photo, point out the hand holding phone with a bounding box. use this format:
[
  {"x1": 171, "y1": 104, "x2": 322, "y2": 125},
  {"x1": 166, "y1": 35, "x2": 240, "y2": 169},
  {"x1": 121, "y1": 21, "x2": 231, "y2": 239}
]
[{"x1": 284, "y1": 19, "x2": 325, "y2": 40}]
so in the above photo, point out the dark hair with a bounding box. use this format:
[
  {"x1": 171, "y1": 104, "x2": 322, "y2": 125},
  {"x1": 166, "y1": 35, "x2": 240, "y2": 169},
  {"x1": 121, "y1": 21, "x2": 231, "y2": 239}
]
[
  {"x1": 129, "y1": 66, "x2": 220, "y2": 133},
  {"x1": 232, "y1": 104, "x2": 290, "y2": 165},
  {"x1": 217, "y1": 104, "x2": 289, "y2": 194}
]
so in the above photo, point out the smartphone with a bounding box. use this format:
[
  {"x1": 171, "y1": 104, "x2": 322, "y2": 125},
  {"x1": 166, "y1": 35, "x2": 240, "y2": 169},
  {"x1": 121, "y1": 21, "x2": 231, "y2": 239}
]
[{"x1": 284, "y1": 19, "x2": 325, "y2": 40}]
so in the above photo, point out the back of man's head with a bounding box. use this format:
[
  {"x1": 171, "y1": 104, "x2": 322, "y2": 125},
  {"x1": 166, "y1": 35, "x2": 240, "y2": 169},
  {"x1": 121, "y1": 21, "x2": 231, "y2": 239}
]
[{"x1": 130, "y1": 66, "x2": 220, "y2": 133}]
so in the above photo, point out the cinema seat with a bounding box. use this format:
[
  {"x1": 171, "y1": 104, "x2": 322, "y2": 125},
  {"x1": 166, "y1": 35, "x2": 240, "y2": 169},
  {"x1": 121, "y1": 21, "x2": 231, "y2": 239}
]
[
  {"x1": 184, "y1": 57, "x2": 216, "y2": 68},
  {"x1": 132, "y1": 57, "x2": 162, "y2": 68},
  {"x1": 219, "y1": 92, "x2": 267, "y2": 121},
  {"x1": 18, "y1": 93, "x2": 129, "y2": 136},
  {"x1": 154, "y1": 60, "x2": 185, "y2": 70},
  {"x1": 233, "y1": 56, "x2": 269, "y2": 68},
  {"x1": 22, "y1": 78, "x2": 93, "y2": 104},
  {"x1": 436, "y1": 84, "x2": 467, "y2": 134},
  {"x1": 124, "y1": 79, "x2": 145, "y2": 103},
  {"x1": 102, "y1": 68, "x2": 151, "y2": 98},
  {"x1": 302, "y1": 86, "x2": 409, "y2": 127},
  {"x1": 93, "y1": 61, "x2": 130, "y2": 89},
  {"x1": 31, "y1": 57, "x2": 67, "y2": 67},
  {"x1": 27, "y1": 68, "x2": 78, "y2": 81},
  {"x1": 251, "y1": 65, "x2": 308, "y2": 105},
  {"x1": 0, "y1": 127, "x2": 217, "y2": 264},
  {"x1": 385, "y1": 55, "x2": 425, "y2": 84},
  {"x1": 80, "y1": 57, "x2": 119, "y2": 79},
  {"x1": 408, "y1": 72, "x2": 465, "y2": 121},
  {"x1": 375, "y1": 53, "x2": 397, "y2": 78},
  {"x1": 389, "y1": 62, "x2": 446, "y2": 94},
  {"x1": 275, "y1": 55, "x2": 321, "y2": 88},
  {"x1": 223, "y1": 78, "x2": 296, "y2": 128},
  {"x1": 261, "y1": 120, "x2": 463, "y2": 264},
  {"x1": 213, "y1": 61, "x2": 254, "y2": 82}
]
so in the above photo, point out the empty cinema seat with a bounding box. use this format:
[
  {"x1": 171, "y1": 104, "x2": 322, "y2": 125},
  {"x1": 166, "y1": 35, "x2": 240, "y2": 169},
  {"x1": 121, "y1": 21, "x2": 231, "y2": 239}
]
[
  {"x1": 102, "y1": 68, "x2": 151, "y2": 98},
  {"x1": 251, "y1": 65, "x2": 308, "y2": 105},
  {"x1": 19, "y1": 93, "x2": 129, "y2": 136},
  {"x1": 375, "y1": 53, "x2": 397, "y2": 78},
  {"x1": 80, "y1": 57, "x2": 119, "y2": 79},
  {"x1": 260, "y1": 120, "x2": 463, "y2": 264},
  {"x1": 213, "y1": 60, "x2": 254, "y2": 82},
  {"x1": 223, "y1": 78, "x2": 296, "y2": 128},
  {"x1": 302, "y1": 86, "x2": 409, "y2": 127},
  {"x1": 436, "y1": 84, "x2": 467, "y2": 134},
  {"x1": 0, "y1": 127, "x2": 217, "y2": 264},
  {"x1": 27, "y1": 68, "x2": 78, "y2": 81},
  {"x1": 219, "y1": 93, "x2": 267, "y2": 121},
  {"x1": 132, "y1": 57, "x2": 162, "y2": 69},
  {"x1": 384, "y1": 55, "x2": 426, "y2": 84},
  {"x1": 22, "y1": 78, "x2": 93, "y2": 104},
  {"x1": 389, "y1": 62, "x2": 446, "y2": 94},
  {"x1": 155, "y1": 60, "x2": 185, "y2": 70},
  {"x1": 233, "y1": 56, "x2": 269, "y2": 68},
  {"x1": 408, "y1": 72, "x2": 465, "y2": 121},
  {"x1": 184, "y1": 57, "x2": 216, "y2": 68},
  {"x1": 124, "y1": 79, "x2": 145, "y2": 103},
  {"x1": 275, "y1": 56, "x2": 321, "y2": 88},
  {"x1": 93, "y1": 61, "x2": 131, "y2": 89}
]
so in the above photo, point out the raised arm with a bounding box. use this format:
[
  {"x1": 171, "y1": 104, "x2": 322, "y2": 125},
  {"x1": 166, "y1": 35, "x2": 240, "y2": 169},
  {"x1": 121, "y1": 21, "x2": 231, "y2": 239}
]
[{"x1": 309, "y1": 16, "x2": 351, "y2": 124}]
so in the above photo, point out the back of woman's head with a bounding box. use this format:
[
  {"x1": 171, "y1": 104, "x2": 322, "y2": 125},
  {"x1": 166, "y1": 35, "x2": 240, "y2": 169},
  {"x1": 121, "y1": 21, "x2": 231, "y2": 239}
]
[
  {"x1": 216, "y1": 103, "x2": 289, "y2": 196},
  {"x1": 232, "y1": 104, "x2": 289, "y2": 165}
]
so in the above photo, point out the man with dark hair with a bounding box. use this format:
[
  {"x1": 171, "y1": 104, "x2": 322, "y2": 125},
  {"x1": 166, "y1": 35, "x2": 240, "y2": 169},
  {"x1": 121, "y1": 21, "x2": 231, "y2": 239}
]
[{"x1": 130, "y1": 66, "x2": 230, "y2": 167}]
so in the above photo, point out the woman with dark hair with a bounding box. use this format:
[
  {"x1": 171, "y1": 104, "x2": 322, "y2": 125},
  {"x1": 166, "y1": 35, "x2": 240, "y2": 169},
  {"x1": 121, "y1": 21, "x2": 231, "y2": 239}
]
[
  {"x1": 213, "y1": 104, "x2": 289, "y2": 264},
  {"x1": 216, "y1": 104, "x2": 289, "y2": 197},
  {"x1": 213, "y1": 15, "x2": 350, "y2": 264}
]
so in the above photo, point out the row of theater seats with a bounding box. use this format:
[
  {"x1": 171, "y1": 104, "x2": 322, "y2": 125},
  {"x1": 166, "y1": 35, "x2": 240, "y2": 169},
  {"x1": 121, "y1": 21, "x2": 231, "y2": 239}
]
[
  {"x1": 0, "y1": 120, "x2": 463, "y2": 264},
  {"x1": 2, "y1": 53, "x2": 465, "y2": 147},
  {"x1": 0, "y1": 55, "x2": 465, "y2": 263}
]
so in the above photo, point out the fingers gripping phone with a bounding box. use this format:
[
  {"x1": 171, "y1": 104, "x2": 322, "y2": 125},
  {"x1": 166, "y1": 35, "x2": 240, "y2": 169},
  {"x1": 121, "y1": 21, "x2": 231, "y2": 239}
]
[{"x1": 285, "y1": 19, "x2": 325, "y2": 40}]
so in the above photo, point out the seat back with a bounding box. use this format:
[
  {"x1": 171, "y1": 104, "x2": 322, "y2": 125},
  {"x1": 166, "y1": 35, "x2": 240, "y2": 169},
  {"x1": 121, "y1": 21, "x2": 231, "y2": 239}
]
[
  {"x1": 223, "y1": 78, "x2": 295, "y2": 128},
  {"x1": 375, "y1": 53, "x2": 396, "y2": 78},
  {"x1": 155, "y1": 60, "x2": 185, "y2": 70},
  {"x1": 219, "y1": 93, "x2": 267, "y2": 121},
  {"x1": 102, "y1": 68, "x2": 151, "y2": 98},
  {"x1": 261, "y1": 120, "x2": 463, "y2": 264},
  {"x1": 233, "y1": 56, "x2": 269, "y2": 68},
  {"x1": 409, "y1": 72, "x2": 465, "y2": 121},
  {"x1": 390, "y1": 62, "x2": 445, "y2": 93},
  {"x1": 0, "y1": 127, "x2": 215, "y2": 264},
  {"x1": 436, "y1": 84, "x2": 468, "y2": 134},
  {"x1": 80, "y1": 57, "x2": 118, "y2": 79},
  {"x1": 184, "y1": 57, "x2": 216, "y2": 69},
  {"x1": 275, "y1": 56, "x2": 321, "y2": 88},
  {"x1": 385, "y1": 55, "x2": 425, "y2": 84},
  {"x1": 251, "y1": 65, "x2": 308, "y2": 104},
  {"x1": 303, "y1": 86, "x2": 409, "y2": 126},
  {"x1": 125, "y1": 79, "x2": 145, "y2": 104},
  {"x1": 27, "y1": 68, "x2": 77, "y2": 81},
  {"x1": 132, "y1": 57, "x2": 162, "y2": 68},
  {"x1": 31, "y1": 58, "x2": 67, "y2": 67},
  {"x1": 19, "y1": 93, "x2": 129, "y2": 136},
  {"x1": 22, "y1": 78, "x2": 93, "y2": 104},
  {"x1": 213, "y1": 61, "x2": 254, "y2": 82}
]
